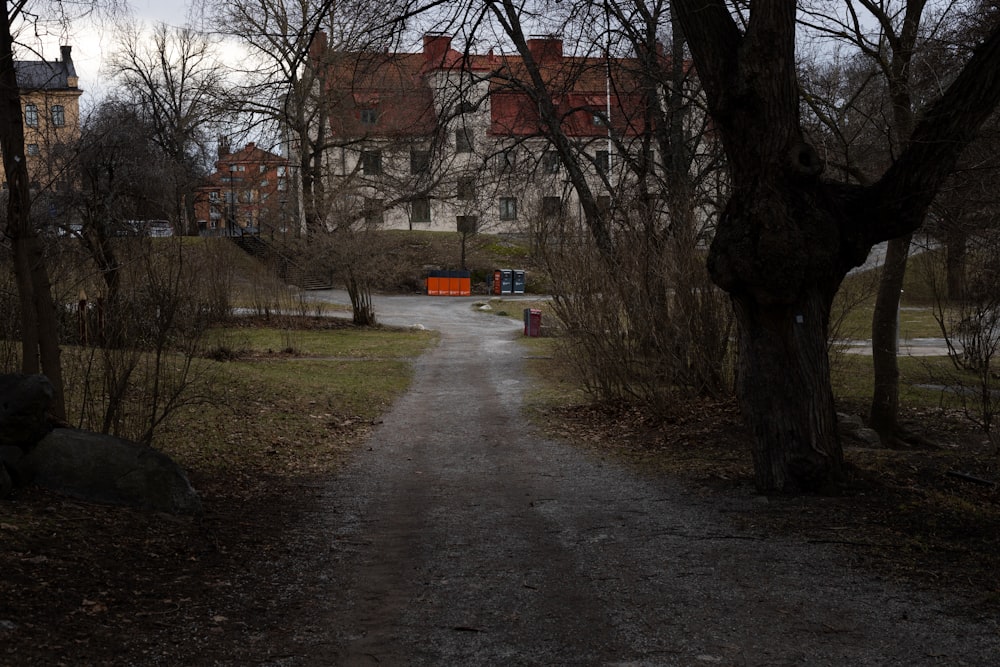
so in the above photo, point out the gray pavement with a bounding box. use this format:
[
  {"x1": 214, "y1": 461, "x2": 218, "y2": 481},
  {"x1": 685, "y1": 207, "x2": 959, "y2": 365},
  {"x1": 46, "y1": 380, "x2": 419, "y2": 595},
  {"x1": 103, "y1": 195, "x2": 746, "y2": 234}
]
[{"x1": 265, "y1": 291, "x2": 998, "y2": 666}]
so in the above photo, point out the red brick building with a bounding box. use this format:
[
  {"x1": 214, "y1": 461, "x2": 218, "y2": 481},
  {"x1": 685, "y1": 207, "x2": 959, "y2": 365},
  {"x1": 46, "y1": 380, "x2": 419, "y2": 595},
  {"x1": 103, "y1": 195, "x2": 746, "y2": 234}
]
[{"x1": 194, "y1": 139, "x2": 290, "y2": 236}]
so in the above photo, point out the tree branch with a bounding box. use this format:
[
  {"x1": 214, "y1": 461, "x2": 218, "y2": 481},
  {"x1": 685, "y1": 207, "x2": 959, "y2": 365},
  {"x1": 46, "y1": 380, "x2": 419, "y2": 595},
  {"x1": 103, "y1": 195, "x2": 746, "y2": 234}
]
[{"x1": 866, "y1": 25, "x2": 1000, "y2": 242}]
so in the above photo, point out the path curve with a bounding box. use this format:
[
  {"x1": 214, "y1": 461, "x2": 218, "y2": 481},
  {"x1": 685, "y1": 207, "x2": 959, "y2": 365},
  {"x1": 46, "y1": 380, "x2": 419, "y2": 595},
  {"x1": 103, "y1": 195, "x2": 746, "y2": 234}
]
[{"x1": 269, "y1": 292, "x2": 998, "y2": 666}]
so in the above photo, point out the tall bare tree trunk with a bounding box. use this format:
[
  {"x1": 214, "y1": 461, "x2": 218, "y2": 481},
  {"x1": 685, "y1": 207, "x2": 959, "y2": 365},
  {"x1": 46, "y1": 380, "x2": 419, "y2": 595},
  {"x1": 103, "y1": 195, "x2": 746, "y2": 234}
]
[
  {"x1": 869, "y1": 234, "x2": 911, "y2": 440},
  {"x1": 0, "y1": 16, "x2": 65, "y2": 419}
]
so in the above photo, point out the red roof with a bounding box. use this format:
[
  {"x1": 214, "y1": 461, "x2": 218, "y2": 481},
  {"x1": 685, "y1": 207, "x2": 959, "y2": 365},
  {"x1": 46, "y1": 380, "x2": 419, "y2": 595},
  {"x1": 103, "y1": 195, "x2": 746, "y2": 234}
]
[{"x1": 318, "y1": 34, "x2": 661, "y2": 140}]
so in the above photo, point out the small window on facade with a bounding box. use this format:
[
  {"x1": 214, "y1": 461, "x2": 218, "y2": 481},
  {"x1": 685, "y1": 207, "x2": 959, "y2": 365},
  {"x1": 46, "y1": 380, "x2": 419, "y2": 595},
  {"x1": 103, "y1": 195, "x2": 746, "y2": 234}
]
[
  {"x1": 593, "y1": 111, "x2": 606, "y2": 126},
  {"x1": 259, "y1": 165, "x2": 267, "y2": 173},
  {"x1": 457, "y1": 215, "x2": 478, "y2": 234},
  {"x1": 364, "y1": 198, "x2": 385, "y2": 226},
  {"x1": 410, "y1": 197, "x2": 431, "y2": 223},
  {"x1": 51, "y1": 105, "x2": 65, "y2": 127},
  {"x1": 596, "y1": 150, "x2": 610, "y2": 175},
  {"x1": 277, "y1": 177, "x2": 287, "y2": 192},
  {"x1": 499, "y1": 197, "x2": 518, "y2": 221},
  {"x1": 277, "y1": 165, "x2": 286, "y2": 176},
  {"x1": 543, "y1": 151, "x2": 560, "y2": 174},
  {"x1": 457, "y1": 178, "x2": 475, "y2": 200},
  {"x1": 542, "y1": 196, "x2": 562, "y2": 218},
  {"x1": 410, "y1": 149, "x2": 430, "y2": 174},
  {"x1": 209, "y1": 191, "x2": 220, "y2": 202},
  {"x1": 455, "y1": 128, "x2": 474, "y2": 153},
  {"x1": 360, "y1": 108, "x2": 378, "y2": 125},
  {"x1": 497, "y1": 149, "x2": 516, "y2": 170},
  {"x1": 24, "y1": 104, "x2": 38, "y2": 128},
  {"x1": 26, "y1": 143, "x2": 40, "y2": 156},
  {"x1": 361, "y1": 150, "x2": 382, "y2": 175}
]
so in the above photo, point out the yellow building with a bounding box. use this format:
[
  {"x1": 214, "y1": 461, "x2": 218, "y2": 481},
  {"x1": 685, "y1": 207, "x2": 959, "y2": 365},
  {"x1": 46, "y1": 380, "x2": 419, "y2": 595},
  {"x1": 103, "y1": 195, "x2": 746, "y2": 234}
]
[{"x1": 13, "y1": 45, "x2": 82, "y2": 191}]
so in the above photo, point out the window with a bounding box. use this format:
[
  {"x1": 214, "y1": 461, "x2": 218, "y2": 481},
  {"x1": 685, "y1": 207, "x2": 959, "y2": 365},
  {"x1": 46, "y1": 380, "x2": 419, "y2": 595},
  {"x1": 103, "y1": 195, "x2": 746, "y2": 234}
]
[
  {"x1": 51, "y1": 105, "x2": 65, "y2": 127},
  {"x1": 543, "y1": 151, "x2": 560, "y2": 174},
  {"x1": 410, "y1": 197, "x2": 431, "y2": 223},
  {"x1": 596, "y1": 150, "x2": 610, "y2": 175},
  {"x1": 259, "y1": 165, "x2": 267, "y2": 173},
  {"x1": 497, "y1": 149, "x2": 516, "y2": 171},
  {"x1": 26, "y1": 143, "x2": 40, "y2": 156},
  {"x1": 592, "y1": 111, "x2": 606, "y2": 126},
  {"x1": 455, "y1": 128, "x2": 474, "y2": 153},
  {"x1": 277, "y1": 177, "x2": 287, "y2": 192},
  {"x1": 457, "y1": 178, "x2": 475, "y2": 200},
  {"x1": 360, "y1": 108, "x2": 378, "y2": 126},
  {"x1": 499, "y1": 197, "x2": 518, "y2": 221},
  {"x1": 24, "y1": 104, "x2": 38, "y2": 128},
  {"x1": 542, "y1": 196, "x2": 562, "y2": 218},
  {"x1": 209, "y1": 191, "x2": 220, "y2": 202},
  {"x1": 277, "y1": 166, "x2": 286, "y2": 177},
  {"x1": 410, "y1": 149, "x2": 430, "y2": 174},
  {"x1": 360, "y1": 150, "x2": 382, "y2": 175},
  {"x1": 456, "y1": 215, "x2": 478, "y2": 234},
  {"x1": 364, "y1": 198, "x2": 385, "y2": 226}
]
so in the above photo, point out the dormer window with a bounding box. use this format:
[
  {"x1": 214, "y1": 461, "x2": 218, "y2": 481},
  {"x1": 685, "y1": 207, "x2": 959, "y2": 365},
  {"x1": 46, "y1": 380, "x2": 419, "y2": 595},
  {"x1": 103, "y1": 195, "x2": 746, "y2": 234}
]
[{"x1": 360, "y1": 108, "x2": 378, "y2": 125}]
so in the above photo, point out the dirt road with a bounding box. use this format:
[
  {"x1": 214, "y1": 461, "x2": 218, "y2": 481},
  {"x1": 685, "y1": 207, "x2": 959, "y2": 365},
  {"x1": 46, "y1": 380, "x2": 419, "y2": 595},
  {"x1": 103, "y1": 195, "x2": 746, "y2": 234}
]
[{"x1": 270, "y1": 293, "x2": 998, "y2": 666}]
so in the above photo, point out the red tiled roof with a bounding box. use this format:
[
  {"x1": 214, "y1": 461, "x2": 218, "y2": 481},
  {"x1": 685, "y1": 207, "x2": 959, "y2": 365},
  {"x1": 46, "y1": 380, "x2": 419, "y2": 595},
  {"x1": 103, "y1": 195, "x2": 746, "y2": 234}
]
[{"x1": 319, "y1": 34, "x2": 663, "y2": 140}]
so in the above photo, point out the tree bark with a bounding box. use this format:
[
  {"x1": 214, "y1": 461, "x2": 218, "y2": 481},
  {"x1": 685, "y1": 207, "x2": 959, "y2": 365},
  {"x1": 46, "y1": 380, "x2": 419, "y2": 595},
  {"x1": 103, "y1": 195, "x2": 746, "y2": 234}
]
[{"x1": 733, "y1": 287, "x2": 843, "y2": 491}]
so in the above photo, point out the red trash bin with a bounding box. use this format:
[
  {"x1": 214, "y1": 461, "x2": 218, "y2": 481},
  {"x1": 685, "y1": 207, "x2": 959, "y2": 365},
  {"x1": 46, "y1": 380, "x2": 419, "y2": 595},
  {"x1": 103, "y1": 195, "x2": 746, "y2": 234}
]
[{"x1": 523, "y1": 308, "x2": 542, "y2": 337}]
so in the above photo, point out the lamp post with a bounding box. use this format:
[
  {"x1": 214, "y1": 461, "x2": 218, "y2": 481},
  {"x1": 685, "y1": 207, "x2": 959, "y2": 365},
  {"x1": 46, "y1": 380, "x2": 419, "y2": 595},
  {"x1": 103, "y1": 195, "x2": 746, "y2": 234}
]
[{"x1": 228, "y1": 163, "x2": 237, "y2": 237}]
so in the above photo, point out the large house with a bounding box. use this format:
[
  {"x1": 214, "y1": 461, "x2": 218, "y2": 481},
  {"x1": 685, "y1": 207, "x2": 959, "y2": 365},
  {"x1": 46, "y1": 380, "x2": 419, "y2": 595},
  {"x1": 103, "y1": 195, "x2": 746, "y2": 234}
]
[
  {"x1": 299, "y1": 33, "x2": 666, "y2": 235},
  {"x1": 194, "y1": 138, "x2": 291, "y2": 237},
  {"x1": 9, "y1": 45, "x2": 82, "y2": 192}
]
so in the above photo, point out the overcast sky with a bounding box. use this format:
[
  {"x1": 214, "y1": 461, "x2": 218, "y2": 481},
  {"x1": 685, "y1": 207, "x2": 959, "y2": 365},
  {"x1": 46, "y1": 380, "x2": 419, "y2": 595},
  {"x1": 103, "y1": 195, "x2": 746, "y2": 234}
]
[{"x1": 24, "y1": 0, "x2": 192, "y2": 106}]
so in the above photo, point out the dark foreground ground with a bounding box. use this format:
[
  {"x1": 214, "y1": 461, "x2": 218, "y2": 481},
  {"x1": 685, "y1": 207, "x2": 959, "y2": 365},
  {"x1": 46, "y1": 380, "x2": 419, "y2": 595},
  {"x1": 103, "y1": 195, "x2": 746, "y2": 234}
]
[{"x1": 2, "y1": 301, "x2": 998, "y2": 665}]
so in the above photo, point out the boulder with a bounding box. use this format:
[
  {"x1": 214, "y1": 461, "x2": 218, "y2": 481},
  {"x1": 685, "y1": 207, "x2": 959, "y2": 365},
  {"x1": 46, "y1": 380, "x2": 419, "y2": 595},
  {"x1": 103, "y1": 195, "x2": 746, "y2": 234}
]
[
  {"x1": 0, "y1": 374, "x2": 54, "y2": 450},
  {"x1": 19, "y1": 428, "x2": 202, "y2": 514}
]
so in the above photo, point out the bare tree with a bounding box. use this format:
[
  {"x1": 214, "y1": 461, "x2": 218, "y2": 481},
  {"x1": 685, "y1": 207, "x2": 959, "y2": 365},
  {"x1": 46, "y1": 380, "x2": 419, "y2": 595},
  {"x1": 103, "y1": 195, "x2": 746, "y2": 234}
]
[
  {"x1": 106, "y1": 21, "x2": 225, "y2": 232},
  {"x1": 672, "y1": 0, "x2": 1000, "y2": 491}
]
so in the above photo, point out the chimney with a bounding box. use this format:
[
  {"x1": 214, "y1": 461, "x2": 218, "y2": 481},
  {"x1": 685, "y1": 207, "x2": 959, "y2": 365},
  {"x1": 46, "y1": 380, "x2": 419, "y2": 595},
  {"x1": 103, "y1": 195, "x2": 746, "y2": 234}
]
[
  {"x1": 526, "y1": 36, "x2": 563, "y2": 64},
  {"x1": 218, "y1": 135, "x2": 231, "y2": 160},
  {"x1": 423, "y1": 33, "x2": 452, "y2": 65},
  {"x1": 60, "y1": 45, "x2": 79, "y2": 88}
]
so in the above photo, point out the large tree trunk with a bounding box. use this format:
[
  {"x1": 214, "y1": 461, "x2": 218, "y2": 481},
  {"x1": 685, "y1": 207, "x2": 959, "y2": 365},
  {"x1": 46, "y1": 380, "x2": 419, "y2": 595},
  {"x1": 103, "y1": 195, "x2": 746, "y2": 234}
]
[
  {"x1": 0, "y1": 16, "x2": 65, "y2": 419},
  {"x1": 869, "y1": 234, "x2": 912, "y2": 440},
  {"x1": 733, "y1": 287, "x2": 843, "y2": 491}
]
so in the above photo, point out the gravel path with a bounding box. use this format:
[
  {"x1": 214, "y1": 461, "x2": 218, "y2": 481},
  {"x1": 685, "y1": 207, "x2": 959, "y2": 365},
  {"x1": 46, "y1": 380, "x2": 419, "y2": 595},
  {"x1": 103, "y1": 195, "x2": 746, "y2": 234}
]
[{"x1": 270, "y1": 293, "x2": 999, "y2": 666}]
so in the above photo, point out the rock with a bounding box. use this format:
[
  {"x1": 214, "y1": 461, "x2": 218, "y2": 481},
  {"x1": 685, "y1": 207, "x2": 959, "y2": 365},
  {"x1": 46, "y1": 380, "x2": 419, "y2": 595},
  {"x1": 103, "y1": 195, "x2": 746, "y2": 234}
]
[
  {"x1": 854, "y1": 427, "x2": 882, "y2": 447},
  {"x1": 837, "y1": 412, "x2": 864, "y2": 434},
  {"x1": 0, "y1": 374, "x2": 54, "y2": 450},
  {"x1": 19, "y1": 428, "x2": 202, "y2": 514}
]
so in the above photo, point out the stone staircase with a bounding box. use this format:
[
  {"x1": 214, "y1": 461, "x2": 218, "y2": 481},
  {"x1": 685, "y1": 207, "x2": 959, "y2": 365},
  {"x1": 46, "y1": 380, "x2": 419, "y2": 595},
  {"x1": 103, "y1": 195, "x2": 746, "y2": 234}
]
[{"x1": 229, "y1": 235, "x2": 333, "y2": 290}]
